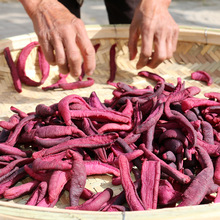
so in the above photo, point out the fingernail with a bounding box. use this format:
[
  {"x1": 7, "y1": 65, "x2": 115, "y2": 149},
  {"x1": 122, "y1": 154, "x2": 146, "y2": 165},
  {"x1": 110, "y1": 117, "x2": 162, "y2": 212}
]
[
  {"x1": 86, "y1": 70, "x2": 93, "y2": 76},
  {"x1": 136, "y1": 61, "x2": 143, "y2": 69},
  {"x1": 70, "y1": 71, "x2": 80, "y2": 77},
  {"x1": 74, "y1": 72, "x2": 81, "y2": 77}
]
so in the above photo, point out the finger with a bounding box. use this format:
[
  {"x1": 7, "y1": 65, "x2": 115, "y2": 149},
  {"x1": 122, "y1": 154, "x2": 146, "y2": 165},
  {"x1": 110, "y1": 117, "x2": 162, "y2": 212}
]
[
  {"x1": 166, "y1": 32, "x2": 173, "y2": 60},
  {"x1": 147, "y1": 36, "x2": 167, "y2": 68},
  {"x1": 76, "y1": 38, "x2": 95, "y2": 76},
  {"x1": 172, "y1": 25, "x2": 179, "y2": 53},
  {"x1": 38, "y1": 37, "x2": 56, "y2": 65},
  {"x1": 136, "y1": 27, "x2": 154, "y2": 69},
  {"x1": 63, "y1": 34, "x2": 82, "y2": 77},
  {"x1": 52, "y1": 36, "x2": 69, "y2": 74},
  {"x1": 128, "y1": 24, "x2": 139, "y2": 60},
  {"x1": 75, "y1": 20, "x2": 96, "y2": 75},
  {"x1": 58, "y1": 64, "x2": 69, "y2": 75}
]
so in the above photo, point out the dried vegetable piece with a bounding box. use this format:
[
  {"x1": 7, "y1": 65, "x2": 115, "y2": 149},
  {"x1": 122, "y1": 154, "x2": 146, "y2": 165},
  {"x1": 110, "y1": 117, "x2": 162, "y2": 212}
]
[
  {"x1": 42, "y1": 73, "x2": 68, "y2": 91},
  {"x1": 0, "y1": 167, "x2": 27, "y2": 196},
  {"x1": 178, "y1": 146, "x2": 214, "y2": 206},
  {"x1": 84, "y1": 160, "x2": 120, "y2": 177},
  {"x1": 33, "y1": 136, "x2": 71, "y2": 148},
  {"x1": 204, "y1": 92, "x2": 220, "y2": 102},
  {"x1": 0, "y1": 143, "x2": 27, "y2": 157},
  {"x1": 158, "y1": 179, "x2": 182, "y2": 205},
  {"x1": 182, "y1": 97, "x2": 220, "y2": 112},
  {"x1": 107, "y1": 43, "x2": 117, "y2": 84},
  {"x1": 141, "y1": 160, "x2": 160, "y2": 209},
  {"x1": 26, "y1": 181, "x2": 48, "y2": 206},
  {"x1": 66, "y1": 150, "x2": 86, "y2": 206},
  {"x1": 66, "y1": 188, "x2": 113, "y2": 211},
  {"x1": 1, "y1": 50, "x2": 220, "y2": 212},
  {"x1": 139, "y1": 144, "x2": 191, "y2": 184},
  {"x1": 10, "y1": 106, "x2": 28, "y2": 118},
  {"x1": 0, "y1": 157, "x2": 33, "y2": 178},
  {"x1": 4, "y1": 114, "x2": 36, "y2": 146},
  {"x1": 32, "y1": 157, "x2": 72, "y2": 172},
  {"x1": 32, "y1": 132, "x2": 119, "y2": 158},
  {"x1": 17, "y1": 41, "x2": 49, "y2": 86},
  {"x1": 48, "y1": 170, "x2": 70, "y2": 203},
  {"x1": 35, "y1": 125, "x2": 86, "y2": 138},
  {"x1": 4, "y1": 180, "x2": 39, "y2": 200},
  {"x1": 118, "y1": 154, "x2": 145, "y2": 211},
  {"x1": 59, "y1": 77, "x2": 94, "y2": 90},
  {"x1": 214, "y1": 156, "x2": 220, "y2": 185},
  {"x1": 3, "y1": 47, "x2": 22, "y2": 93},
  {"x1": 191, "y1": 70, "x2": 213, "y2": 86}
]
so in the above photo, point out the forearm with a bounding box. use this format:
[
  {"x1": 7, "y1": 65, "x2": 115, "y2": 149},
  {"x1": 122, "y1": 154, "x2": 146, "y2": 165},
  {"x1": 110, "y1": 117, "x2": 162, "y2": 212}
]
[
  {"x1": 19, "y1": 0, "x2": 55, "y2": 17},
  {"x1": 138, "y1": 0, "x2": 171, "y2": 13},
  {"x1": 140, "y1": 0, "x2": 171, "y2": 7},
  {"x1": 135, "y1": 0, "x2": 172, "y2": 23}
]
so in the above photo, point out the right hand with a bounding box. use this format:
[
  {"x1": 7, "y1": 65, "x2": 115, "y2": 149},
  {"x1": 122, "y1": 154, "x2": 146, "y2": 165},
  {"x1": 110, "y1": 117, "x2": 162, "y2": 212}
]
[{"x1": 21, "y1": 0, "x2": 96, "y2": 76}]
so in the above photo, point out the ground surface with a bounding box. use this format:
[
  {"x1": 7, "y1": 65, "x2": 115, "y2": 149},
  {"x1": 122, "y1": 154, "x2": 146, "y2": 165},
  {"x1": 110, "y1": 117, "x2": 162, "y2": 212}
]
[{"x1": 0, "y1": 0, "x2": 220, "y2": 39}]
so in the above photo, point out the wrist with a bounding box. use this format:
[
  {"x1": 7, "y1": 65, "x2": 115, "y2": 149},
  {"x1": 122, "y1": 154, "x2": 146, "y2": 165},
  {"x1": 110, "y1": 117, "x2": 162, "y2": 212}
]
[
  {"x1": 19, "y1": 0, "x2": 41, "y2": 17},
  {"x1": 161, "y1": 0, "x2": 171, "y2": 7},
  {"x1": 140, "y1": 0, "x2": 171, "y2": 8}
]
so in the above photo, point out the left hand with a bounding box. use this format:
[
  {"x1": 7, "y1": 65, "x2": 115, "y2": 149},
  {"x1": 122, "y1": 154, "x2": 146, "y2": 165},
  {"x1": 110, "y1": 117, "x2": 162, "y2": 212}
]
[{"x1": 128, "y1": 0, "x2": 179, "y2": 69}]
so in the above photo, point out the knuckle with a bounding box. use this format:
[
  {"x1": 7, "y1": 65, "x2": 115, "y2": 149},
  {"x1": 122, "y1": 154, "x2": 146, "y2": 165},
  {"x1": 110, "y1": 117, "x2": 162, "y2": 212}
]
[
  {"x1": 56, "y1": 56, "x2": 66, "y2": 65},
  {"x1": 144, "y1": 23, "x2": 155, "y2": 33},
  {"x1": 83, "y1": 46, "x2": 95, "y2": 57},
  {"x1": 173, "y1": 46, "x2": 177, "y2": 53},
  {"x1": 57, "y1": 26, "x2": 69, "y2": 35},
  {"x1": 146, "y1": 25, "x2": 153, "y2": 33},
  {"x1": 157, "y1": 54, "x2": 166, "y2": 62},
  {"x1": 174, "y1": 24, "x2": 179, "y2": 32},
  {"x1": 128, "y1": 42, "x2": 134, "y2": 52},
  {"x1": 37, "y1": 30, "x2": 47, "y2": 41},
  {"x1": 72, "y1": 18, "x2": 84, "y2": 29},
  {"x1": 172, "y1": 24, "x2": 179, "y2": 38},
  {"x1": 68, "y1": 52, "x2": 81, "y2": 64},
  {"x1": 154, "y1": 50, "x2": 166, "y2": 63},
  {"x1": 129, "y1": 23, "x2": 137, "y2": 35},
  {"x1": 70, "y1": 65, "x2": 81, "y2": 76},
  {"x1": 140, "y1": 50, "x2": 151, "y2": 59},
  {"x1": 166, "y1": 52, "x2": 173, "y2": 60},
  {"x1": 76, "y1": 18, "x2": 84, "y2": 26}
]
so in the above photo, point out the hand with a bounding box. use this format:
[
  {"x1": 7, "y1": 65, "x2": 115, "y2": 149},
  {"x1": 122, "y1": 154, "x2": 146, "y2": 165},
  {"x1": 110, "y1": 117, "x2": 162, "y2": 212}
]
[
  {"x1": 20, "y1": 0, "x2": 95, "y2": 76},
  {"x1": 128, "y1": 0, "x2": 179, "y2": 69}
]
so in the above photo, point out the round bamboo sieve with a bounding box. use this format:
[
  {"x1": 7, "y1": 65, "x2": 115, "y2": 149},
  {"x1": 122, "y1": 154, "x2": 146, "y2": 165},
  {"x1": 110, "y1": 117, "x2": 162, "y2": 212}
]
[{"x1": 0, "y1": 25, "x2": 220, "y2": 219}]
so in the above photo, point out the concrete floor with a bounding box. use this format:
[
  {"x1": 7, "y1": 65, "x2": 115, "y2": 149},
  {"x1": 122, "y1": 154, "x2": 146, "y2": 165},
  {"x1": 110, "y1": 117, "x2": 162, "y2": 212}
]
[{"x1": 0, "y1": 0, "x2": 220, "y2": 39}]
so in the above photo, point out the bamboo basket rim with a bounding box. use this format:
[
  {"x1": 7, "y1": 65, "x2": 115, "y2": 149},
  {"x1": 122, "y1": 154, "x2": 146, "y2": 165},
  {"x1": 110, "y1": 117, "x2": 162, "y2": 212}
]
[
  {"x1": 0, "y1": 200, "x2": 220, "y2": 220},
  {"x1": 1, "y1": 25, "x2": 220, "y2": 53},
  {"x1": 0, "y1": 25, "x2": 220, "y2": 219}
]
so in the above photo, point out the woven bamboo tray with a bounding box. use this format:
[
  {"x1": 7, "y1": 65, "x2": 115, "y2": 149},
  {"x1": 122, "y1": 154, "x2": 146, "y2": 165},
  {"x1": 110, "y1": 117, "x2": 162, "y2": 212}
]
[{"x1": 0, "y1": 25, "x2": 220, "y2": 219}]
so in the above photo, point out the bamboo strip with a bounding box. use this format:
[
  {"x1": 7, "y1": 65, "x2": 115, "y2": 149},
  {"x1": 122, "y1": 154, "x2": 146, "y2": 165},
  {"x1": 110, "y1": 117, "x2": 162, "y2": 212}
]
[{"x1": 0, "y1": 25, "x2": 220, "y2": 219}]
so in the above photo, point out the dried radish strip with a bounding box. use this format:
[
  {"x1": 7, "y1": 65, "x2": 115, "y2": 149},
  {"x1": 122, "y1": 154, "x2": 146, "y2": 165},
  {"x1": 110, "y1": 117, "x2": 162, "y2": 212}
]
[{"x1": 17, "y1": 41, "x2": 49, "y2": 86}]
